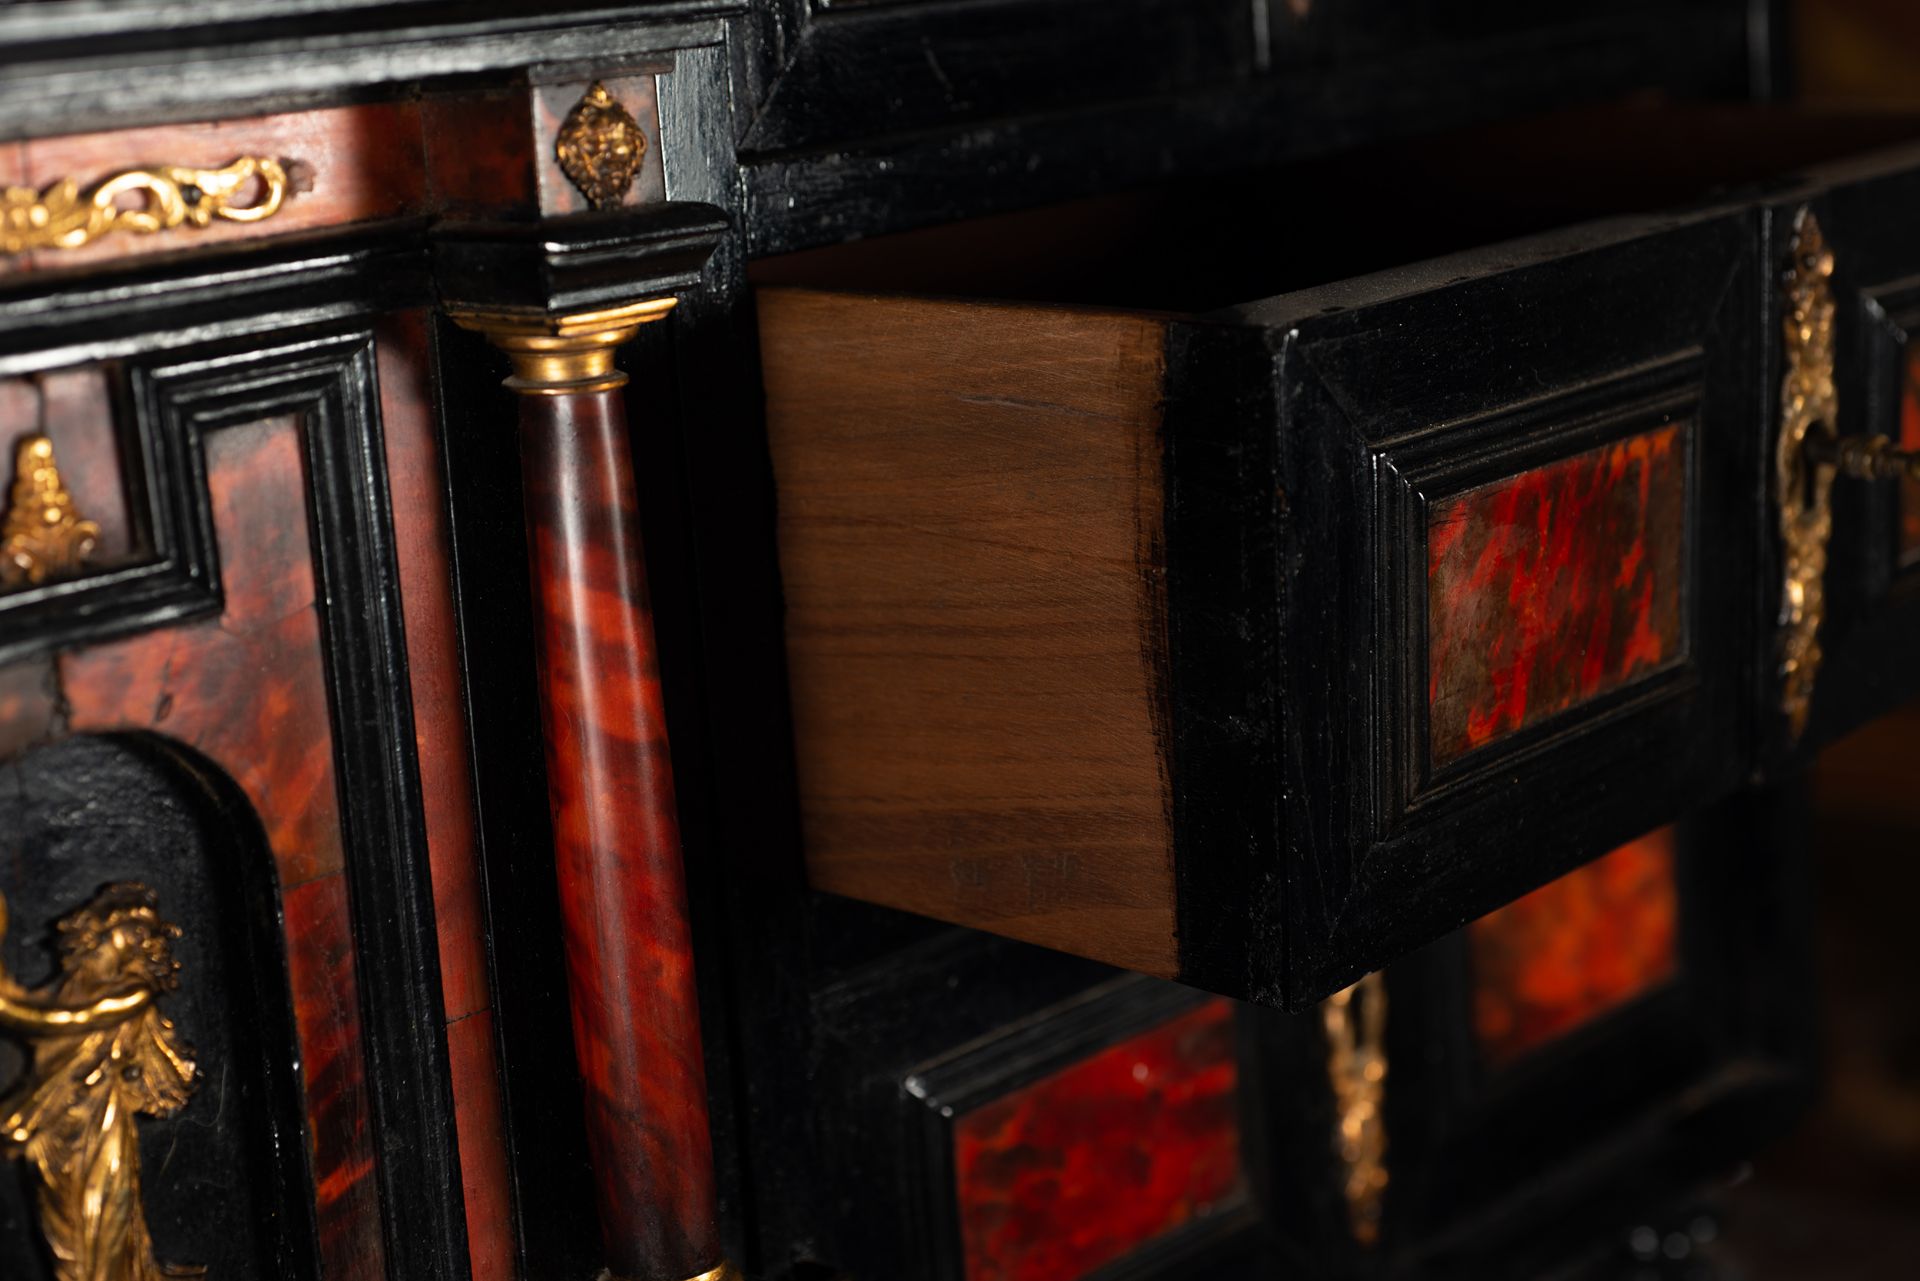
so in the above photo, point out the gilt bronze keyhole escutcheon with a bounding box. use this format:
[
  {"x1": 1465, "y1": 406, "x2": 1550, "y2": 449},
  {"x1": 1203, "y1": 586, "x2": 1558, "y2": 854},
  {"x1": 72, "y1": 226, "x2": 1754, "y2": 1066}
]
[
  {"x1": 1775, "y1": 208, "x2": 1920, "y2": 739},
  {"x1": 0, "y1": 883, "x2": 201, "y2": 1281},
  {"x1": 1777, "y1": 209, "x2": 1839, "y2": 740}
]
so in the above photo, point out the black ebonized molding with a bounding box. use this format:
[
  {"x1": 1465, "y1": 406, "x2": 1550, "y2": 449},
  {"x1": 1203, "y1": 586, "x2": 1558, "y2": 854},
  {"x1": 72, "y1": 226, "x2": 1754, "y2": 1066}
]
[
  {"x1": 431, "y1": 204, "x2": 728, "y2": 317},
  {"x1": 738, "y1": 5, "x2": 1756, "y2": 256},
  {"x1": 0, "y1": 228, "x2": 433, "y2": 374},
  {"x1": 0, "y1": 6, "x2": 736, "y2": 142},
  {"x1": 130, "y1": 330, "x2": 471, "y2": 1281},
  {"x1": 0, "y1": 367, "x2": 221, "y2": 668},
  {"x1": 1160, "y1": 320, "x2": 1287, "y2": 1009}
]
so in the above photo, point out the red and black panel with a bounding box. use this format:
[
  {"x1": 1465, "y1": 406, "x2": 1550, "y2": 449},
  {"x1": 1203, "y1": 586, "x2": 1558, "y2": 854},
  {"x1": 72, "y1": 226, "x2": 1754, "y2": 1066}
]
[
  {"x1": 912, "y1": 981, "x2": 1256, "y2": 1281},
  {"x1": 950, "y1": 998, "x2": 1243, "y2": 1281}
]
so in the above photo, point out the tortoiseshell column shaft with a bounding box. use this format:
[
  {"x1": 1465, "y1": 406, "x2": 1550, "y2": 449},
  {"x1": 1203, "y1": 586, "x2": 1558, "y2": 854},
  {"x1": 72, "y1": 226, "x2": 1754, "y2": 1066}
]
[{"x1": 454, "y1": 302, "x2": 732, "y2": 1281}]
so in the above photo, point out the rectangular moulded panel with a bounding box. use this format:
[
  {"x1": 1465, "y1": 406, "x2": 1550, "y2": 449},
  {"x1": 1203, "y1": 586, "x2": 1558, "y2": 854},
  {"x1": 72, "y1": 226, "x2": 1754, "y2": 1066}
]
[{"x1": 1427, "y1": 423, "x2": 1688, "y2": 765}]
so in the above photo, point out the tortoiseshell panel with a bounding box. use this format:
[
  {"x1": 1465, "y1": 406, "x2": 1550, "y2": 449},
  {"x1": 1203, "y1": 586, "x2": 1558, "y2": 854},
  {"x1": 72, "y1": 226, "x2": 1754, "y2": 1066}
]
[
  {"x1": 953, "y1": 999, "x2": 1243, "y2": 1281},
  {"x1": 60, "y1": 418, "x2": 387, "y2": 1278},
  {"x1": 375, "y1": 313, "x2": 515, "y2": 1279},
  {"x1": 1469, "y1": 828, "x2": 1680, "y2": 1068},
  {"x1": 1898, "y1": 341, "x2": 1920, "y2": 562},
  {"x1": 1427, "y1": 423, "x2": 1687, "y2": 764}
]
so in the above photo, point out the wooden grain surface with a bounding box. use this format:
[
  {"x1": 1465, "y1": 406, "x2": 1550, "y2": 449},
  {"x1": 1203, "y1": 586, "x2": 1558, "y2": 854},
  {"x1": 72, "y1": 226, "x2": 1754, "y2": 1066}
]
[{"x1": 760, "y1": 288, "x2": 1178, "y2": 975}]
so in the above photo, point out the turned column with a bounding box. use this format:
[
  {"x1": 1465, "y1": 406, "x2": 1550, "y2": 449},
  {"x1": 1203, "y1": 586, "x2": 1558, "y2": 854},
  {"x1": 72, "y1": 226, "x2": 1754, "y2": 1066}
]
[{"x1": 452, "y1": 300, "x2": 733, "y2": 1281}]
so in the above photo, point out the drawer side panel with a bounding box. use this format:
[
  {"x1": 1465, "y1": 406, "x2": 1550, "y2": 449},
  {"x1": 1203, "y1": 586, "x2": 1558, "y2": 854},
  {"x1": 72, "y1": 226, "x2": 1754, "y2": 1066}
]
[{"x1": 761, "y1": 289, "x2": 1178, "y2": 975}]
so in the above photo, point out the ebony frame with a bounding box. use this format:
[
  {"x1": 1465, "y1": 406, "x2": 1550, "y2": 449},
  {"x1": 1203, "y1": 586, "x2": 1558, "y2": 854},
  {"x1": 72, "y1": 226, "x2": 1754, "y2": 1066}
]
[
  {"x1": 1386, "y1": 783, "x2": 1814, "y2": 1278},
  {"x1": 733, "y1": 0, "x2": 1761, "y2": 254}
]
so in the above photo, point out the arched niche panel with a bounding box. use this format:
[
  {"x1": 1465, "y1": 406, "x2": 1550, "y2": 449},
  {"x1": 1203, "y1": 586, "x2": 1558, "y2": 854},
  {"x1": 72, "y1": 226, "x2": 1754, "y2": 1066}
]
[{"x1": 0, "y1": 731, "x2": 321, "y2": 1281}]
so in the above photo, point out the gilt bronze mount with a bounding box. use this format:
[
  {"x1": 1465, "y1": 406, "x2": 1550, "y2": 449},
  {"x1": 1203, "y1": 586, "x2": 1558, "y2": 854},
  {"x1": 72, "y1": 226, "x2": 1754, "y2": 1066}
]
[
  {"x1": 0, "y1": 884, "x2": 200, "y2": 1281},
  {"x1": 1, "y1": 155, "x2": 289, "y2": 255},
  {"x1": 1323, "y1": 970, "x2": 1388, "y2": 1247},
  {"x1": 1, "y1": 434, "x2": 100, "y2": 590},
  {"x1": 555, "y1": 81, "x2": 648, "y2": 211},
  {"x1": 1776, "y1": 209, "x2": 1839, "y2": 740}
]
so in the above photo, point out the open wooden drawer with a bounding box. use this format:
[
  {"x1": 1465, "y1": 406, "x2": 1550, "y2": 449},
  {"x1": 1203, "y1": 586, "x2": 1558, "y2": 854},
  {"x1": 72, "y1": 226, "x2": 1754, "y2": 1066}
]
[{"x1": 755, "y1": 108, "x2": 1920, "y2": 1010}]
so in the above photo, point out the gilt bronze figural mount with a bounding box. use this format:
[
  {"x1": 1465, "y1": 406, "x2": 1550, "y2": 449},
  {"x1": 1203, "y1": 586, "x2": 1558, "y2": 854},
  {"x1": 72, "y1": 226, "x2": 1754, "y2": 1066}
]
[{"x1": 0, "y1": 884, "x2": 200, "y2": 1281}]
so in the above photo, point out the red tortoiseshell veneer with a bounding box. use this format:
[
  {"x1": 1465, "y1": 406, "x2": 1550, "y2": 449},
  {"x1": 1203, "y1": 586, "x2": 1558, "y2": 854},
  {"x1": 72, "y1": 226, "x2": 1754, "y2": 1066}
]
[
  {"x1": 1898, "y1": 341, "x2": 1920, "y2": 561},
  {"x1": 1428, "y1": 423, "x2": 1687, "y2": 764},
  {"x1": 517, "y1": 388, "x2": 721, "y2": 1280},
  {"x1": 1468, "y1": 827, "x2": 1680, "y2": 1067},
  {"x1": 952, "y1": 999, "x2": 1243, "y2": 1281},
  {"x1": 60, "y1": 418, "x2": 386, "y2": 1278},
  {"x1": 377, "y1": 313, "x2": 516, "y2": 1280}
]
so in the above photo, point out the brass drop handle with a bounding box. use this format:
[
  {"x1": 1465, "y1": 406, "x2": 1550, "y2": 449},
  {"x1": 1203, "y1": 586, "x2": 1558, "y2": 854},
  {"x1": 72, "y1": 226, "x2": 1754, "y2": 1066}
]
[{"x1": 1806, "y1": 432, "x2": 1920, "y2": 482}]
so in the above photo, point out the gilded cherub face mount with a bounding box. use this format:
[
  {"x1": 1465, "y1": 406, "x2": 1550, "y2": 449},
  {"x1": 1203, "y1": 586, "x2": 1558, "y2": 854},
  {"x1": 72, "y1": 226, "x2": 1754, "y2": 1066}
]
[
  {"x1": 0, "y1": 883, "x2": 201, "y2": 1281},
  {"x1": 555, "y1": 80, "x2": 649, "y2": 210}
]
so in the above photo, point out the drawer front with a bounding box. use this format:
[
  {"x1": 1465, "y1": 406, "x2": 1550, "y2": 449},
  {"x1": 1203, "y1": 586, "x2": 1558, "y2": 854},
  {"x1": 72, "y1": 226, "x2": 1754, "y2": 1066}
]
[
  {"x1": 1253, "y1": 784, "x2": 1812, "y2": 1275},
  {"x1": 1761, "y1": 145, "x2": 1920, "y2": 758},
  {"x1": 779, "y1": 927, "x2": 1262, "y2": 1281},
  {"x1": 1169, "y1": 209, "x2": 1764, "y2": 1007}
]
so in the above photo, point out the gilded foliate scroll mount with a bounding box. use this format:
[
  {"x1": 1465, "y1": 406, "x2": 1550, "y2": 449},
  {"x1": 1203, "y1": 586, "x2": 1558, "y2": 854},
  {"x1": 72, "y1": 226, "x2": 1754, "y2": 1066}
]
[
  {"x1": 0, "y1": 883, "x2": 202, "y2": 1280},
  {"x1": 2, "y1": 155, "x2": 289, "y2": 255},
  {"x1": 2, "y1": 434, "x2": 100, "y2": 590},
  {"x1": 555, "y1": 81, "x2": 648, "y2": 211},
  {"x1": 1323, "y1": 970, "x2": 1388, "y2": 1248}
]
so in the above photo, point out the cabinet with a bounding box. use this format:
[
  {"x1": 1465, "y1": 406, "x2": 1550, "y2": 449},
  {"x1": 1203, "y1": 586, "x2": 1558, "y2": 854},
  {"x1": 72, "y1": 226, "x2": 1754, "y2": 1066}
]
[{"x1": 0, "y1": 4, "x2": 1880, "y2": 1281}]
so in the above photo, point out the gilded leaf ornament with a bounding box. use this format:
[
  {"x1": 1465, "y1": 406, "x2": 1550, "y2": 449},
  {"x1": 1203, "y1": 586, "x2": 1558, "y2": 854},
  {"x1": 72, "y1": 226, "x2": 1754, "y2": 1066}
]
[
  {"x1": 1, "y1": 155, "x2": 289, "y2": 255},
  {"x1": 0, "y1": 884, "x2": 201, "y2": 1280}
]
